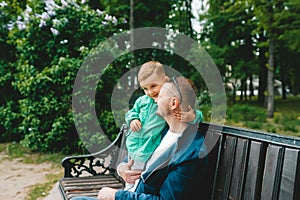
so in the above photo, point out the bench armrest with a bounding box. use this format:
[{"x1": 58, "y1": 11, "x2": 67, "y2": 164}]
[{"x1": 61, "y1": 124, "x2": 128, "y2": 178}]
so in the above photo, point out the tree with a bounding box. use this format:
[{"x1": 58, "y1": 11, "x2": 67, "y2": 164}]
[
  {"x1": 1, "y1": 0, "x2": 126, "y2": 152},
  {"x1": 199, "y1": 0, "x2": 300, "y2": 113},
  {"x1": 199, "y1": 0, "x2": 258, "y2": 102},
  {"x1": 275, "y1": 0, "x2": 300, "y2": 96},
  {"x1": 252, "y1": 0, "x2": 284, "y2": 117}
]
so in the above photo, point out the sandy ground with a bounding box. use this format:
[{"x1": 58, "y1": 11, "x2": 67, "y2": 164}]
[{"x1": 0, "y1": 151, "x2": 63, "y2": 200}]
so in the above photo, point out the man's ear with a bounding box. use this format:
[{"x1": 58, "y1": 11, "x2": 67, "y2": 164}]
[{"x1": 169, "y1": 97, "x2": 180, "y2": 110}]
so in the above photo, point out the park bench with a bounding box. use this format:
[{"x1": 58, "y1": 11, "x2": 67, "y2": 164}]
[{"x1": 59, "y1": 122, "x2": 300, "y2": 199}]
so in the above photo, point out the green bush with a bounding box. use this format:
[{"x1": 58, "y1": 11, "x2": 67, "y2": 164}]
[
  {"x1": 199, "y1": 104, "x2": 211, "y2": 122},
  {"x1": 198, "y1": 90, "x2": 211, "y2": 106},
  {"x1": 245, "y1": 121, "x2": 263, "y2": 129},
  {"x1": 1, "y1": 1, "x2": 127, "y2": 153},
  {"x1": 197, "y1": 91, "x2": 212, "y2": 122},
  {"x1": 227, "y1": 104, "x2": 266, "y2": 123},
  {"x1": 282, "y1": 121, "x2": 298, "y2": 133},
  {"x1": 274, "y1": 113, "x2": 299, "y2": 133},
  {"x1": 266, "y1": 125, "x2": 277, "y2": 133},
  {"x1": 273, "y1": 113, "x2": 282, "y2": 123},
  {"x1": 0, "y1": 101, "x2": 22, "y2": 142}
]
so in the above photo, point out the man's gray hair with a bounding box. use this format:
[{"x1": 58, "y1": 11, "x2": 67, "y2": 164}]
[{"x1": 167, "y1": 76, "x2": 197, "y2": 111}]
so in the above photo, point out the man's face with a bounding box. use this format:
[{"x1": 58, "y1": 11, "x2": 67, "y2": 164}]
[
  {"x1": 155, "y1": 84, "x2": 171, "y2": 118},
  {"x1": 139, "y1": 73, "x2": 166, "y2": 100}
]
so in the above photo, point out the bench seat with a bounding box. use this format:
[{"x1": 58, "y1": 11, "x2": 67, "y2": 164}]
[{"x1": 59, "y1": 175, "x2": 124, "y2": 199}]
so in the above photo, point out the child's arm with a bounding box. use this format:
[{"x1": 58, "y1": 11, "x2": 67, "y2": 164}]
[
  {"x1": 125, "y1": 97, "x2": 143, "y2": 132},
  {"x1": 173, "y1": 105, "x2": 203, "y2": 124}
]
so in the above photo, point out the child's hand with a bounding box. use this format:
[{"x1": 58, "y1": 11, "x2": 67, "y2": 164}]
[
  {"x1": 130, "y1": 119, "x2": 142, "y2": 132},
  {"x1": 174, "y1": 105, "x2": 196, "y2": 122}
]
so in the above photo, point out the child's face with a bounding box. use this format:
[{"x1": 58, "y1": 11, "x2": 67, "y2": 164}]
[{"x1": 139, "y1": 73, "x2": 168, "y2": 100}]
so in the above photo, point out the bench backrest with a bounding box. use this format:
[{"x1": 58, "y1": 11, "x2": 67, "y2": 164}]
[{"x1": 201, "y1": 122, "x2": 300, "y2": 200}]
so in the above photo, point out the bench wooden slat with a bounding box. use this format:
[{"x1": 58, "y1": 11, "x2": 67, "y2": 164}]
[
  {"x1": 261, "y1": 144, "x2": 284, "y2": 200},
  {"x1": 214, "y1": 135, "x2": 237, "y2": 200},
  {"x1": 63, "y1": 180, "x2": 123, "y2": 189},
  {"x1": 62, "y1": 178, "x2": 120, "y2": 185},
  {"x1": 63, "y1": 180, "x2": 122, "y2": 186},
  {"x1": 62, "y1": 175, "x2": 119, "y2": 182},
  {"x1": 64, "y1": 183, "x2": 124, "y2": 190},
  {"x1": 278, "y1": 148, "x2": 300, "y2": 200},
  {"x1": 243, "y1": 141, "x2": 265, "y2": 200},
  {"x1": 59, "y1": 175, "x2": 124, "y2": 199},
  {"x1": 206, "y1": 131, "x2": 223, "y2": 200},
  {"x1": 67, "y1": 192, "x2": 98, "y2": 199},
  {"x1": 228, "y1": 138, "x2": 249, "y2": 200}
]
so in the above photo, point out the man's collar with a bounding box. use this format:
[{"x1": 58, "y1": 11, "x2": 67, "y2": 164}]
[{"x1": 141, "y1": 124, "x2": 198, "y2": 181}]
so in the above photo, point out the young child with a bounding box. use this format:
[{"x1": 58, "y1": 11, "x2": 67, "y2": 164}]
[{"x1": 124, "y1": 61, "x2": 203, "y2": 191}]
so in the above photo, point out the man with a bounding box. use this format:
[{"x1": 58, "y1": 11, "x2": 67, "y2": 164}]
[{"x1": 71, "y1": 76, "x2": 209, "y2": 200}]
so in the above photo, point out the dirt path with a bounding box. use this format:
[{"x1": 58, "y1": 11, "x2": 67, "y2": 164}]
[{"x1": 0, "y1": 151, "x2": 63, "y2": 200}]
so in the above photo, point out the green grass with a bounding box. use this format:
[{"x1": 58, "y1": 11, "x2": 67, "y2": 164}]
[
  {"x1": 26, "y1": 173, "x2": 63, "y2": 200},
  {"x1": 275, "y1": 96, "x2": 300, "y2": 114},
  {"x1": 223, "y1": 96, "x2": 300, "y2": 138},
  {"x1": 2, "y1": 142, "x2": 66, "y2": 166}
]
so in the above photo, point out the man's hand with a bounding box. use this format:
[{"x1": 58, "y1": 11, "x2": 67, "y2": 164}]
[
  {"x1": 130, "y1": 119, "x2": 142, "y2": 132},
  {"x1": 118, "y1": 160, "x2": 142, "y2": 184},
  {"x1": 173, "y1": 105, "x2": 196, "y2": 122},
  {"x1": 97, "y1": 187, "x2": 117, "y2": 200}
]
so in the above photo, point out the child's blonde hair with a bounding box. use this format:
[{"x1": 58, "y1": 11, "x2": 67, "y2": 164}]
[{"x1": 138, "y1": 61, "x2": 166, "y2": 82}]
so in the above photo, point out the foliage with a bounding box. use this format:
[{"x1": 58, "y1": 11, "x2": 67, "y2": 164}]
[
  {"x1": 199, "y1": 0, "x2": 300, "y2": 108},
  {"x1": 274, "y1": 113, "x2": 299, "y2": 133},
  {"x1": 244, "y1": 121, "x2": 263, "y2": 129},
  {"x1": 225, "y1": 97, "x2": 300, "y2": 137},
  {"x1": 0, "y1": 101, "x2": 22, "y2": 141},
  {"x1": 0, "y1": 0, "x2": 127, "y2": 153},
  {"x1": 226, "y1": 104, "x2": 266, "y2": 123},
  {"x1": 198, "y1": 90, "x2": 212, "y2": 106},
  {"x1": 98, "y1": 110, "x2": 119, "y2": 140}
]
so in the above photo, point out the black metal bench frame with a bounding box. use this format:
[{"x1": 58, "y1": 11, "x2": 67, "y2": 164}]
[{"x1": 59, "y1": 122, "x2": 300, "y2": 199}]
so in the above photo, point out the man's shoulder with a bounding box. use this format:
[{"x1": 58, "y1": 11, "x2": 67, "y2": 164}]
[
  {"x1": 183, "y1": 124, "x2": 205, "y2": 150},
  {"x1": 184, "y1": 124, "x2": 199, "y2": 134}
]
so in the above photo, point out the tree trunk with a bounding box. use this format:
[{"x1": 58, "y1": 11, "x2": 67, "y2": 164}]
[
  {"x1": 130, "y1": 0, "x2": 136, "y2": 90},
  {"x1": 249, "y1": 75, "x2": 254, "y2": 100},
  {"x1": 280, "y1": 59, "x2": 287, "y2": 99},
  {"x1": 267, "y1": 38, "x2": 275, "y2": 118},
  {"x1": 185, "y1": 0, "x2": 194, "y2": 38},
  {"x1": 244, "y1": 78, "x2": 248, "y2": 101},
  {"x1": 258, "y1": 32, "x2": 267, "y2": 105}
]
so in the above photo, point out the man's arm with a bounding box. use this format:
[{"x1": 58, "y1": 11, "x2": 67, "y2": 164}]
[{"x1": 115, "y1": 157, "x2": 208, "y2": 200}]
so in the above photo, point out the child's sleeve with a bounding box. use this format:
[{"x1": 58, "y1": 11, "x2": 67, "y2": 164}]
[
  {"x1": 189, "y1": 109, "x2": 203, "y2": 124},
  {"x1": 125, "y1": 97, "x2": 142, "y2": 126}
]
